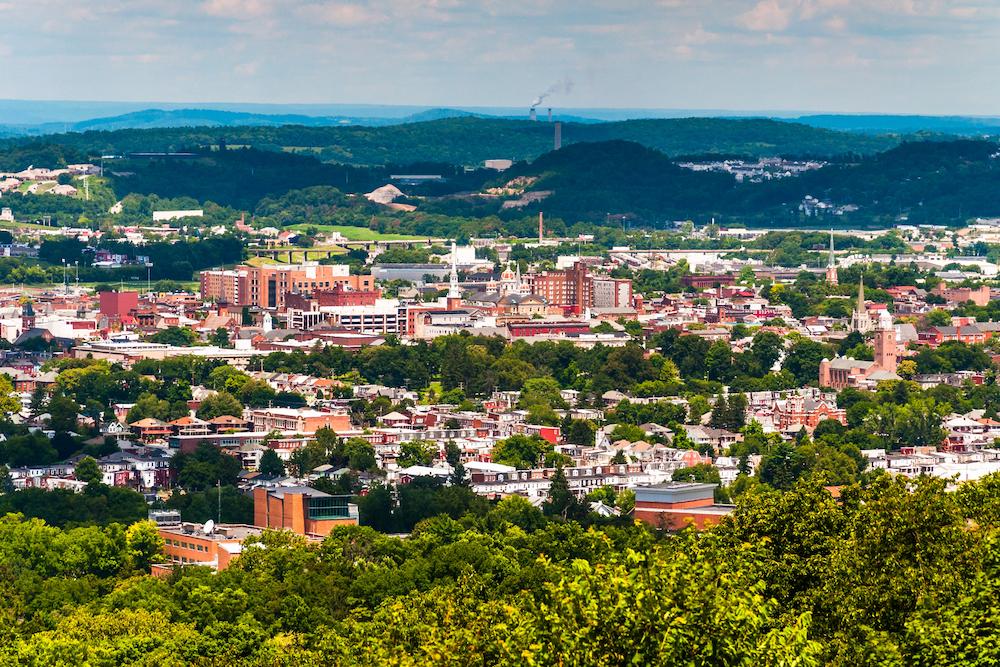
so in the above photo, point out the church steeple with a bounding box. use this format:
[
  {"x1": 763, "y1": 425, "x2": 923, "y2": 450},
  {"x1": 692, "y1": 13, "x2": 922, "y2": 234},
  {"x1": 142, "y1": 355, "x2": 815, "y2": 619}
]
[
  {"x1": 447, "y1": 240, "x2": 461, "y2": 309},
  {"x1": 825, "y1": 229, "x2": 838, "y2": 285},
  {"x1": 850, "y1": 274, "x2": 873, "y2": 333}
]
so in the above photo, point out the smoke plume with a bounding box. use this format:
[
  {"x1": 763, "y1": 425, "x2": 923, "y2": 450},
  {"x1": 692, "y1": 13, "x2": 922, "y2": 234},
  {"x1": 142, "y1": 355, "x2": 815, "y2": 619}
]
[{"x1": 531, "y1": 76, "x2": 574, "y2": 108}]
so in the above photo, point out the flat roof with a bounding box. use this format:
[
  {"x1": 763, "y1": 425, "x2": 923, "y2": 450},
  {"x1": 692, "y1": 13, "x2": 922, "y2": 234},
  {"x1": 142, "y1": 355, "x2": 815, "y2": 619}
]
[
  {"x1": 266, "y1": 485, "x2": 332, "y2": 499},
  {"x1": 160, "y1": 523, "x2": 262, "y2": 541}
]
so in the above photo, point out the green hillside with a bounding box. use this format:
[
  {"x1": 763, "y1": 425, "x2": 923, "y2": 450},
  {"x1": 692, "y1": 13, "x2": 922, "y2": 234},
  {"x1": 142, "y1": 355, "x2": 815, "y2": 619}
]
[
  {"x1": 483, "y1": 138, "x2": 1000, "y2": 226},
  {"x1": 496, "y1": 140, "x2": 735, "y2": 222},
  {"x1": 0, "y1": 116, "x2": 898, "y2": 167}
]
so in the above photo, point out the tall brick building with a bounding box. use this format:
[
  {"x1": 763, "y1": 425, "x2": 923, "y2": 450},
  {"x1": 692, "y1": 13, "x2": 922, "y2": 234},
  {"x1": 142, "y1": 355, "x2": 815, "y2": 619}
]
[
  {"x1": 253, "y1": 486, "x2": 358, "y2": 537},
  {"x1": 529, "y1": 262, "x2": 633, "y2": 314},
  {"x1": 200, "y1": 263, "x2": 374, "y2": 309}
]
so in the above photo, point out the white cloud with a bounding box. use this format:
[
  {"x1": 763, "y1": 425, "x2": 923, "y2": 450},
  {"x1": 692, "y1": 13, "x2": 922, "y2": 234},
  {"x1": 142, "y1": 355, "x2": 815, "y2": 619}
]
[
  {"x1": 824, "y1": 15, "x2": 847, "y2": 31},
  {"x1": 202, "y1": 0, "x2": 273, "y2": 19},
  {"x1": 299, "y1": 2, "x2": 386, "y2": 26},
  {"x1": 740, "y1": 0, "x2": 791, "y2": 31},
  {"x1": 235, "y1": 61, "x2": 260, "y2": 75},
  {"x1": 0, "y1": 0, "x2": 998, "y2": 113}
]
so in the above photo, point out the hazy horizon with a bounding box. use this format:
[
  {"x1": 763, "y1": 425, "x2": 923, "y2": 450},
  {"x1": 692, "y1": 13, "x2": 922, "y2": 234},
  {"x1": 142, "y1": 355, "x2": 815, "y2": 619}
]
[{"x1": 2, "y1": 98, "x2": 1000, "y2": 128}]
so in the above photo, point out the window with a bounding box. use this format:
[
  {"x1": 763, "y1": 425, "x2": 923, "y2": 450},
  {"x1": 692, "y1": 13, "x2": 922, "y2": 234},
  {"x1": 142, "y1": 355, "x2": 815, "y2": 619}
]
[{"x1": 307, "y1": 495, "x2": 352, "y2": 520}]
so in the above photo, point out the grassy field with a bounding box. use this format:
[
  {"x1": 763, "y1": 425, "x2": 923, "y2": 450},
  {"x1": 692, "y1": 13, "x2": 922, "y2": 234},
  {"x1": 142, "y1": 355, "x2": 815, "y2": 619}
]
[
  {"x1": 246, "y1": 246, "x2": 348, "y2": 267},
  {"x1": 28, "y1": 280, "x2": 203, "y2": 292},
  {"x1": 287, "y1": 223, "x2": 429, "y2": 241},
  {"x1": 0, "y1": 219, "x2": 64, "y2": 231}
]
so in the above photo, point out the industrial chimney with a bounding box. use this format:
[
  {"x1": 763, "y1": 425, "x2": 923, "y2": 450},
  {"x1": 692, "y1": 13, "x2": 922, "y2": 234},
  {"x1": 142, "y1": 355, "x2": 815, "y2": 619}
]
[
  {"x1": 538, "y1": 212, "x2": 544, "y2": 243},
  {"x1": 554, "y1": 122, "x2": 562, "y2": 150},
  {"x1": 547, "y1": 107, "x2": 553, "y2": 122},
  {"x1": 529, "y1": 108, "x2": 537, "y2": 121}
]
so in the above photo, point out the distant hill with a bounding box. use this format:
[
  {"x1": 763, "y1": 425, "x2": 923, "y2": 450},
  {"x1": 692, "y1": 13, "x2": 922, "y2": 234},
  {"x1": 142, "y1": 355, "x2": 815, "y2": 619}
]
[
  {"x1": 492, "y1": 138, "x2": 1000, "y2": 227},
  {"x1": 495, "y1": 140, "x2": 735, "y2": 222},
  {"x1": 0, "y1": 107, "x2": 509, "y2": 136},
  {"x1": 794, "y1": 114, "x2": 1000, "y2": 136},
  {"x1": 739, "y1": 138, "x2": 1000, "y2": 225},
  {"x1": 0, "y1": 116, "x2": 898, "y2": 167},
  {"x1": 66, "y1": 108, "x2": 347, "y2": 132}
]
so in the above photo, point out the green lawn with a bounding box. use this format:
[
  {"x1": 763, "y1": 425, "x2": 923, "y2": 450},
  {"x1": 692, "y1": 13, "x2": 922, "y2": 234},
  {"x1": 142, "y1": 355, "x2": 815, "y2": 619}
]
[
  {"x1": 286, "y1": 224, "x2": 429, "y2": 241},
  {"x1": 0, "y1": 219, "x2": 62, "y2": 231},
  {"x1": 34, "y1": 280, "x2": 202, "y2": 292}
]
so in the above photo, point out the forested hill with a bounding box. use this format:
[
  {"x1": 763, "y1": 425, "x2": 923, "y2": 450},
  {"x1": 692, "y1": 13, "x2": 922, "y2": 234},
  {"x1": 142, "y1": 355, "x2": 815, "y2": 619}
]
[
  {"x1": 0, "y1": 116, "x2": 898, "y2": 167},
  {"x1": 489, "y1": 138, "x2": 1000, "y2": 226},
  {"x1": 495, "y1": 140, "x2": 737, "y2": 222}
]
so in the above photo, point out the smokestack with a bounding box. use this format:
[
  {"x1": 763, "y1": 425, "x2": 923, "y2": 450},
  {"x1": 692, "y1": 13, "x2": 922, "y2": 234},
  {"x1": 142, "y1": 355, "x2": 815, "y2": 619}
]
[
  {"x1": 539, "y1": 212, "x2": 544, "y2": 243},
  {"x1": 547, "y1": 107, "x2": 552, "y2": 122},
  {"x1": 529, "y1": 108, "x2": 537, "y2": 121},
  {"x1": 554, "y1": 122, "x2": 562, "y2": 151}
]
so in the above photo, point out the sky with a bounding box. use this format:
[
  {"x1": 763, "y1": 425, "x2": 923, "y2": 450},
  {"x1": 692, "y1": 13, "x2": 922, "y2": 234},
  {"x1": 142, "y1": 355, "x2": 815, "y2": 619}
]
[{"x1": 1, "y1": 0, "x2": 999, "y2": 115}]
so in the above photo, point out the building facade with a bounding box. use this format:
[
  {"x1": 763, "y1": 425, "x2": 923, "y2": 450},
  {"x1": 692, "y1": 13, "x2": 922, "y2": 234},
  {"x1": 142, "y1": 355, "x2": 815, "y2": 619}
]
[
  {"x1": 200, "y1": 264, "x2": 374, "y2": 309},
  {"x1": 252, "y1": 486, "x2": 358, "y2": 537}
]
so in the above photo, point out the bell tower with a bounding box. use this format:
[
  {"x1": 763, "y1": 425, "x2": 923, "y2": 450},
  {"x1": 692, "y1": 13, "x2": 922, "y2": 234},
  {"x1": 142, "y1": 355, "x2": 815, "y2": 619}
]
[
  {"x1": 874, "y1": 309, "x2": 897, "y2": 373},
  {"x1": 21, "y1": 299, "x2": 35, "y2": 332}
]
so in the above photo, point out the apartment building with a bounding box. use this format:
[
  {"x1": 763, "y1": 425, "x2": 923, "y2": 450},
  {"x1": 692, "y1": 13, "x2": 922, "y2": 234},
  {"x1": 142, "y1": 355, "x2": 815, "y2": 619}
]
[
  {"x1": 248, "y1": 407, "x2": 352, "y2": 434},
  {"x1": 200, "y1": 263, "x2": 374, "y2": 309}
]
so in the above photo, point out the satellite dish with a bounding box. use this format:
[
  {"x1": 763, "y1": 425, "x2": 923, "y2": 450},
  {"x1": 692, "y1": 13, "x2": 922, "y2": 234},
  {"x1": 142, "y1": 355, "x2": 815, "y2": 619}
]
[{"x1": 203, "y1": 519, "x2": 215, "y2": 535}]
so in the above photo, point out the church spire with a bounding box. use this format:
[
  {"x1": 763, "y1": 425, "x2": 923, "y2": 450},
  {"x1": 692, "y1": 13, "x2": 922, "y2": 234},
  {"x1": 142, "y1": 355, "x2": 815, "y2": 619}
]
[
  {"x1": 448, "y1": 240, "x2": 460, "y2": 301},
  {"x1": 825, "y1": 229, "x2": 838, "y2": 285},
  {"x1": 850, "y1": 273, "x2": 873, "y2": 333},
  {"x1": 447, "y1": 240, "x2": 462, "y2": 309}
]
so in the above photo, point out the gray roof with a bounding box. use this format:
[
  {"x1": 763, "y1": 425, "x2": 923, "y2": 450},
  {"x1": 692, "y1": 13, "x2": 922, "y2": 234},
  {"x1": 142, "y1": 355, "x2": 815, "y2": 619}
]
[{"x1": 830, "y1": 358, "x2": 873, "y2": 370}]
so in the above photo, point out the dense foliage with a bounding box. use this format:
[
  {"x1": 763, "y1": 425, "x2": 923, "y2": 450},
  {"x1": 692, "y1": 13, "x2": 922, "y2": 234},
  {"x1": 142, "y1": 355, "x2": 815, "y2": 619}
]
[
  {"x1": 2, "y1": 473, "x2": 1000, "y2": 664},
  {"x1": 0, "y1": 116, "x2": 896, "y2": 168}
]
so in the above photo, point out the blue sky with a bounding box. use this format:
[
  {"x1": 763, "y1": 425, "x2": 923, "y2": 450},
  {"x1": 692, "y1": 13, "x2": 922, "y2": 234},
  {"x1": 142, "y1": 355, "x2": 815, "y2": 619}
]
[{"x1": 1, "y1": 0, "x2": 998, "y2": 114}]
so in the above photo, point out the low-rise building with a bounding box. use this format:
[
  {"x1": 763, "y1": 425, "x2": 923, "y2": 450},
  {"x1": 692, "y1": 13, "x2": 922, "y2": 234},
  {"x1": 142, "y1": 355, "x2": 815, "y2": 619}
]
[{"x1": 633, "y1": 482, "x2": 734, "y2": 530}]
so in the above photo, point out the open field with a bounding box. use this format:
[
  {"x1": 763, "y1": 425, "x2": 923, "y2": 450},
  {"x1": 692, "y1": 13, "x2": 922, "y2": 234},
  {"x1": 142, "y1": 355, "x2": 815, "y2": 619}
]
[
  {"x1": 286, "y1": 223, "x2": 429, "y2": 241},
  {"x1": 0, "y1": 219, "x2": 63, "y2": 231}
]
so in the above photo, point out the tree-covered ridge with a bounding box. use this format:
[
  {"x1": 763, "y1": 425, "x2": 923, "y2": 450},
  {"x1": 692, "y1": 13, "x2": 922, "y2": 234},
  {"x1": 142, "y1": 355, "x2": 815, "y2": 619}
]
[
  {"x1": 0, "y1": 116, "x2": 898, "y2": 167},
  {"x1": 3, "y1": 132, "x2": 995, "y2": 230},
  {"x1": 499, "y1": 138, "x2": 1000, "y2": 226},
  {"x1": 2, "y1": 473, "x2": 1000, "y2": 664}
]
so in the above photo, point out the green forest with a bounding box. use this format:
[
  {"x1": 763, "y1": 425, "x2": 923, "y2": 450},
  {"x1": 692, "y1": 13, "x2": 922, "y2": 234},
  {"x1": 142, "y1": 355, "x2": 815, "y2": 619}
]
[
  {"x1": 0, "y1": 118, "x2": 1000, "y2": 235},
  {"x1": 0, "y1": 116, "x2": 897, "y2": 167},
  {"x1": 2, "y1": 473, "x2": 1000, "y2": 665}
]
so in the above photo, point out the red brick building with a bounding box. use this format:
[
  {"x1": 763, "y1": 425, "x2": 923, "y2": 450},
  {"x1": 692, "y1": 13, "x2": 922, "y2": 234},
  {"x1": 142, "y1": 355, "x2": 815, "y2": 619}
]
[
  {"x1": 918, "y1": 324, "x2": 988, "y2": 347},
  {"x1": 507, "y1": 321, "x2": 591, "y2": 338},
  {"x1": 200, "y1": 264, "x2": 374, "y2": 309},
  {"x1": 682, "y1": 274, "x2": 737, "y2": 289},
  {"x1": 633, "y1": 483, "x2": 734, "y2": 531},
  {"x1": 531, "y1": 262, "x2": 591, "y2": 315},
  {"x1": 284, "y1": 284, "x2": 381, "y2": 310},
  {"x1": 253, "y1": 486, "x2": 358, "y2": 538},
  {"x1": 248, "y1": 407, "x2": 352, "y2": 435},
  {"x1": 773, "y1": 395, "x2": 847, "y2": 432},
  {"x1": 155, "y1": 521, "x2": 259, "y2": 574},
  {"x1": 99, "y1": 290, "x2": 139, "y2": 321}
]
